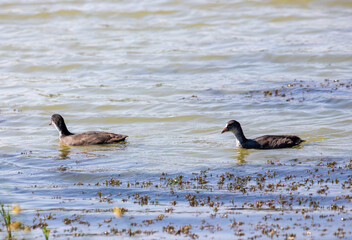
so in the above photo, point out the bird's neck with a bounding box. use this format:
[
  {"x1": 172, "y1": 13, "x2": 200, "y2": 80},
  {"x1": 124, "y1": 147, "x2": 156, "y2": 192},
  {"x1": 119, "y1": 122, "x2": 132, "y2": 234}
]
[
  {"x1": 54, "y1": 122, "x2": 73, "y2": 137},
  {"x1": 232, "y1": 129, "x2": 247, "y2": 145}
]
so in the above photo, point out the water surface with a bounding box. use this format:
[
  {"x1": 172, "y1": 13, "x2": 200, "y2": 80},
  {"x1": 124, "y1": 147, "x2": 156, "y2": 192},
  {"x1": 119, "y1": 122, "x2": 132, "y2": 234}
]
[{"x1": 1, "y1": 0, "x2": 352, "y2": 239}]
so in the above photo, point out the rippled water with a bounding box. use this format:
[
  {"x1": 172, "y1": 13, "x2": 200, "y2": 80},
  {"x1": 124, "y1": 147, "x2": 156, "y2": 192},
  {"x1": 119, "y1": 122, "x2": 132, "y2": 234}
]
[{"x1": 1, "y1": 0, "x2": 352, "y2": 239}]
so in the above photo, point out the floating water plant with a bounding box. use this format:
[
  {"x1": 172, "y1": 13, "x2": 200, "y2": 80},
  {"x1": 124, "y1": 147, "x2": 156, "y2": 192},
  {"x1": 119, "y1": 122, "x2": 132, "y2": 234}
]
[{"x1": 113, "y1": 207, "x2": 127, "y2": 218}]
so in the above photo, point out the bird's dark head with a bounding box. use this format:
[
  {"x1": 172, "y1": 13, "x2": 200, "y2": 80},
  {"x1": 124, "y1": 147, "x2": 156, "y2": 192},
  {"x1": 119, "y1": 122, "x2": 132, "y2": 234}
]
[
  {"x1": 49, "y1": 114, "x2": 64, "y2": 127},
  {"x1": 221, "y1": 120, "x2": 241, "y2": 134},
  {"x1": 49, "y1": 114, "x2": 71, "y2": 136}
]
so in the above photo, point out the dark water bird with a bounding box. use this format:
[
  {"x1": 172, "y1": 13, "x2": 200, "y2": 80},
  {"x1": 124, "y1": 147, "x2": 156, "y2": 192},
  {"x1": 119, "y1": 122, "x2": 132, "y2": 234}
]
[
  {"x1": 49, "y1": 114, "x2": 128, "y2": 146},
  {"x1": 221, "y1": 120, "x2": 303, "y2": 149}
]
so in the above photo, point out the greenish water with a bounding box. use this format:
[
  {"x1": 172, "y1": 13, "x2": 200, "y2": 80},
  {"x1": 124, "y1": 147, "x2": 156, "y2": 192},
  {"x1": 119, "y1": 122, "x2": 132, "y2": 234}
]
[{"x1": 1, "y1": 0, "x2": 352, "y2": 239}]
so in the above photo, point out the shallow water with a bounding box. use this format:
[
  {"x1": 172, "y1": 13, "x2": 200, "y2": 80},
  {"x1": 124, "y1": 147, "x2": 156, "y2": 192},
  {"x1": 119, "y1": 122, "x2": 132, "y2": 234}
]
[{"x1": 1, "y1": 0, "x2": 352, "y2": 239}]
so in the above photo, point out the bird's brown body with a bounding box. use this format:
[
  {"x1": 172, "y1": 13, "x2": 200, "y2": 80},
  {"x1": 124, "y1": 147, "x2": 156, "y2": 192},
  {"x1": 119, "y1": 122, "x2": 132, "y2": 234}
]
[
  {"x1": 242, "y1": 135, "x2": 302, "y2": 149},
  {"x1": 50, "y1": 114, "x2": 127, "y2": 146},
  {"x1": 59, "y1": 131, "x2": 127, "y2": 146}
]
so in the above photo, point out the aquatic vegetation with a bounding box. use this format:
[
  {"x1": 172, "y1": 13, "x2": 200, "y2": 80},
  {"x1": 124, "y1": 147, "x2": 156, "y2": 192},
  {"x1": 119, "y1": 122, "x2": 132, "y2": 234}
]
[
  {"x1": 0, "y1": 203, "x2": 32, "y2": 239},
  {"x1": 42, "y1": 225, "x2": 49, "y2": 240},
  {"x1": 163, "y1": 224, "x2": 196, "y2": 238},
  {"x1": 166, "y1": 175, "x2": 184, "y2": 186},
  {"x1": 11, "y1": 204, "x2": 21, "y2": 216},
  {"x1": 106, "y1": 178, "x2": 122, "y2": 186},
  {"x1": 2, "y1": 159, "x2": 352, "y2": 239},
  {"x1": 246, "y1": 79, "x2": 352, "y2": 103},
  {"x1": 0, "y1": 203, "x2": 12, "y2": 239},
  {"x1": 113, "y1": 207, "x2": 127, "y2": 218}
]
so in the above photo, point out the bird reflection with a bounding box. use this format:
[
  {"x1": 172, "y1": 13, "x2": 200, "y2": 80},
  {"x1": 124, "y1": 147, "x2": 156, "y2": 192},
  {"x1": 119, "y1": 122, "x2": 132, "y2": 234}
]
[
  {"x1": 58, "y1": 144, "x2": 71, "y2": 160},
  {"x1": 235, "y1": 148, "x2": 249, "y2": 164},
  {"x1": 56, "y1": 141, "x2": 128, "y2": 160}
]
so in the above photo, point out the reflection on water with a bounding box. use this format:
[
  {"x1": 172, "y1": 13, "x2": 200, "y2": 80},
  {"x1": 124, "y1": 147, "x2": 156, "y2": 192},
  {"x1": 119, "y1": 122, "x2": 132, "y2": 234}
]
[
  {"x1": 58, "y1": 144, "x2": 71, "y2": 160},
  {"x1": 235, "y1": 148, "x2": 249, "y2": 164}
]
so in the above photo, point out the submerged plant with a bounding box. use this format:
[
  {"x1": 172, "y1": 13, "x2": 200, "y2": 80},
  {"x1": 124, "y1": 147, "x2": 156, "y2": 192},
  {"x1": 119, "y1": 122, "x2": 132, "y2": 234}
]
[{"x1": 0, "y1": 202, "x2": 12, "y2": 239}]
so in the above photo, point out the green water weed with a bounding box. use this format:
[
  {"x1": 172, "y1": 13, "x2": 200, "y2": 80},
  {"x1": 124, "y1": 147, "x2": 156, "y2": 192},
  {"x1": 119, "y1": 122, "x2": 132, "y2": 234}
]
[
  {"x1": 0, "y1": 202, "x2": 12, "y2": 239},
  {"x1": 42, "y1": 225, "x2": 49, "y2": 240}
]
